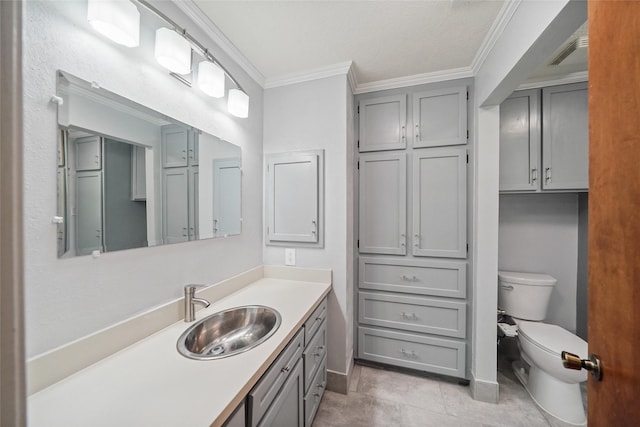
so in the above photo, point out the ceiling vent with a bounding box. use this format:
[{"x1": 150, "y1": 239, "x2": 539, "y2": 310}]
[{"x1": 549, "y1": 35, "x2": 589, "y2": 66}]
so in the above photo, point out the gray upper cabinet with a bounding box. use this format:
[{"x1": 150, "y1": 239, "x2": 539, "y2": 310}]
[
  {"x1": 359, "y1": 152, "x2": 407, "y2": 255},
  {"x1": 161, "y1": 125, "x2": 189, "y2": 168},
  {"x1": 542, "y1": 82, "x2": 589, "y2": 190},
  {"x1": 412, "y1": 147, "x2": 467, "y2": 258},
  {"x1": 266, "y1": 151, "x2": 323, "y2": 246},
  {"x1": 499, "y1": 89, "x2": 540, "y2": 192},
  {"x1": 413, "y1": 86, "x2": 467, "y2": 148},
  {"x1": 499, "y1": 82, "x2": 588, "y2": 192},
  {"x1": 75, "y1": 135, "x2": 102, "y2": 171},
  {"x1": 359, "y1": 95, "x2": 407, "y2": 152}
]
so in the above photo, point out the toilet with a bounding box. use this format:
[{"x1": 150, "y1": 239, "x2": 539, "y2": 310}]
[{"x1": 498, "y1": 271, "x2": 588, "y2": 426}]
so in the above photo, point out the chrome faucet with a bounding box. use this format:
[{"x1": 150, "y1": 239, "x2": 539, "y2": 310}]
[{"x1": 184, "y1": 284, "x2": 211, "y2": 322}]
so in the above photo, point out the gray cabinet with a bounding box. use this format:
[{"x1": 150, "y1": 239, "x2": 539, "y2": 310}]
[
  {"x1": 162, "y1": 125, "x2": 198, "y2": 168},
  {"x1": 248, "y1": 297, "x2": 327, "y2": 427},
  {"x1": 499, "y1": 89, "x2": 540, "y2": 192},
  {"x1": 542, "y1": 82, "x2": 589, "y2": 190},
  {"x1": 265, "y1": 151, "x2": 324, "y2": 247},
  {"x1": 358, "y1": 94, "x2": 407, "y2": 152},
  {"x1": 358, "y1": 152, "x2": 406, "y2": 255},
  {"x1": 222, "y1": 402, "x2": 245, "y2": 427},
  {"x1": 499, "y1": 82, "x2": 588, "y2": 192},
  {"x1": 75, "y1": 135, "x2": 102, "y2": 171},
  {"x1": 75, "y1": 171, "x2": 103, "y2": 255},
  {"x1": 356, "y1": 82, "x2": 469, "y2": 380},
  {"x1": 357, "y1": 257, "x2": 467, "y2": 378},
  {"x1": 412, "y1": 147, "x2": 467, "y2": 258},
  {"x1": 161, "y1": 126, "x2": 199, "y2": 243},
  {"x1": 413, "y1": 86, "x2": 467, "y2": 148}
]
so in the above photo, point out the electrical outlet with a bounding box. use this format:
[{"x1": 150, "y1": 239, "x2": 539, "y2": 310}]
[{"x1": 285, "y1": 248, "x2": 296, "y2": 266}]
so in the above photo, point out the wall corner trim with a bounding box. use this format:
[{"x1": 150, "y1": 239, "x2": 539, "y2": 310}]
[
  {"x1": 173, "y1": 0, "x2": 266, "y2": 88},
  {"x1": 264, "y1": 61, "x2": 354, "y2": 89},
  {"x1": 470, "y1": 0, "x2": 523, "y2": 75},
  {"x1": 470, "y1": 374, "x2": 500, "y2": 404}
]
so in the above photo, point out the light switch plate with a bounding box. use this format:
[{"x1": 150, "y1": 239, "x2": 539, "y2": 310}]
[{"x1": 285, "y1": 248, "x2": 296, "y2": 266}]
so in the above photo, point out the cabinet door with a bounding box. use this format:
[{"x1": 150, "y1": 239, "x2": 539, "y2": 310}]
[
  {"x1": 188, "y1": 131, "x2": 199, "y2": 166},
  {"x1": 359, "y1": 94, "x2": 407, "y2": 152},
  {"x1": 75, "y1": 136, "x2": 102, "y2": 171},
  {"x1": 213, "y1": 158, "x2": 242, "y2": 237},
  {"x1": 499, "y1": 89, "x2": 540, "y2": 191},
  {"x1": 75, "y1": 171, "x2": 103, "y2": 255},
  {"x1": 413, "y1": 86, "x2": 467, "y2": 148},
  {"x1": 412, "y1": 147, "x2": 466, "y2": 258},
  {"x1": 162, "y1": 168, "x2": 189, "y2": 244},
  {"x1": 161, "y1": 125, "x2": 188, "y2": 168},
  {"x1": 542, "y1": 82, "x2": 589, "y2": 190},
  {"x1": 359, "y1": 152, "x2": 407, "y2": 255},
  {"x1": 189, "y1": 167, "x2": 199, "y2": 240},
  {"x1": 258, "y1": 360, "x2": 304, "y2": 427},
  {"x1": 266, "y1": 152, "x2": 319, "y2": 244}
]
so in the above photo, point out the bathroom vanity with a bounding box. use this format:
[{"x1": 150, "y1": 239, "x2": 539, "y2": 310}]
[{"x1": 27, "y1": 268, "x2": 331, "y2": 427}]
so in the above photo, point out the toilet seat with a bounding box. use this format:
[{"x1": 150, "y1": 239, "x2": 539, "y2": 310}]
[{"x1": 518, "y1": 321, "x2": 587, "y2": 358}]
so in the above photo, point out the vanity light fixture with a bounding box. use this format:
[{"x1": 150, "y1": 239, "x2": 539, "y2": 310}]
[
  {"x1": 87, "y1": 0, "x2": 140, "y2": 47},
  {"x1": 197, "y1": 61, "x2": 225, "y2": 98},
  {"x1": 86, "y1": 0, "x2": 250, "y2": 118},
  {"x1": 228, "y1": 89, "x2": 249, "y2": 118},
  {"x1": 155, "y1": 28, "x2": 192, "y2": 75}
]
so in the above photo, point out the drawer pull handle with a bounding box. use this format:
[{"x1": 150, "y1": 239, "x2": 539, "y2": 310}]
[
  {"x1": 313, "y1": 393, "x2": 321, "y2": 400},
  {"x1": 400, "y1": 348, "x2": 417, "y2": 358},
  {"x1": 401, "y1": 275, "x2": 419, "y2": 282},
  {"x1": 401, "y1": 312, "x2": 418, "y2": 321},
  {"x1": 317, "y1": 382, "x2": 326, "y2": 389},
  {"x1": 281, "y1": 366, "x2": 290, "y2": 373},
  {"x1": 313, "y1": 345, "x2": 325, "y2": 357}
]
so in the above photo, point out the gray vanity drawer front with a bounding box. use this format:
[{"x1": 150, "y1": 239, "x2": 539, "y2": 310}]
[
  {"x1": 304, "y1": 298, "x2": 327, "y2": 346},
  {"x1": 358, "y1": 326, "x2": 466, "y2": 378},
  {"x1": 359, "y1": 257, "x2": 466, "y2": 298},
  {"x1": 249, "y1": 328, "x2": 304, "y2": 426},
  {"x1": 303, "y1": 319, "x2": 327, "y2": 392},
  {"x1": 304, "y1": 355, "x2": 327, "y2": 427},
  {"x1": 359, "y1": 291, "x2": 466, "y2": 338}
]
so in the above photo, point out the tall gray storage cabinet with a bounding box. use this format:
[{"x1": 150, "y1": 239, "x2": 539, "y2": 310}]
[{"x1": 356, "y1": 83, "x2": 469, "y2": 379}]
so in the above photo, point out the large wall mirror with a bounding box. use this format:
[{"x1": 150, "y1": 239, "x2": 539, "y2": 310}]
[{"x1": 56, "y1": 71, "x2": 242, "y2": 258}]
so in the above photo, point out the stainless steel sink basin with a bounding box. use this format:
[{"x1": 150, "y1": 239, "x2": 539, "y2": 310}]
[{"x1": 177, "y1": 305, "x2": 281, "y2": 360}]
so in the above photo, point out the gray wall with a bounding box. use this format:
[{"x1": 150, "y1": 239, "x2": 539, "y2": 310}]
[
  {"x1": 576, "y1": 193, "x2": 588, "y2": 340},
  {"x1": 24, "y1": 1, "x2": 264, "y2": 357},
  {"x1": 104, "y1": 139, "x2": 147, "y2": 252},
  {"x1": 498, "y1": 193, "x2": 580, "y2": 332}
]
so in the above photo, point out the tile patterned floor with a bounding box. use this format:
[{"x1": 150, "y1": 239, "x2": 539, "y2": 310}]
[{"x1": 312, "y1": 353, "x2": 587, "y2": 427}]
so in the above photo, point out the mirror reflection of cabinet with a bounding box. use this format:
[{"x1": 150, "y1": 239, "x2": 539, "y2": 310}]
[
  {"x1": 161, "y1": 125, "x2": 199, "y2": 243},
  {"x1": 56, "y1": 71, "x2": 243, "y2": 258}
]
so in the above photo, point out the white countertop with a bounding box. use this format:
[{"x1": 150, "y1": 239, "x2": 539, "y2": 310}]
[{"x1": 28, "y1": 277, "x2": 331, "y2": 427}]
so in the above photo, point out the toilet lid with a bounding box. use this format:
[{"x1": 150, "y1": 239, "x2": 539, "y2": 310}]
[{"x1": 518, "y1": 321, "x2": 588, "y2": 357}]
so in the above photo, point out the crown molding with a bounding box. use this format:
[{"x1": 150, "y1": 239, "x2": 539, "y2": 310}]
[
  {"x1": 516, "y1": 70, "x2": 588, "y2": 90},
  {"x1": 470, "y1": 0, "x2": 523, "y2": 74},
  {"x1": 174, "y1": 1, "x2": 266, "y2": 88},
  {"x1": 346, "y1": 63, "x2": 358, "y2": 94},
  {"x1": 264, "y1": 61, "x2": 354, "y2": 89},
  {"x1": 353, "y1": 67, "x2": 474, "y2": 94}
]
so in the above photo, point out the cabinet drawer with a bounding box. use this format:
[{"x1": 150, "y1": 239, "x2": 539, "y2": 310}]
[
  {"x1": 359, "y1": 257, "x2": 466, "y2": 298},
  {"x1": 304, "y1": 298, "x2": 327, "y2": 346},
  {"x1": 303, "y1": 319, "x2": 327, "y2": 392},
  {"x1": 304, "y1": 355, "x2": 327, "y2": 427},
  {"x1": 358, "y1": 326, "x2": 466, "y2": 378},
  {"x1": 249, "y1": 329, "x2": 304, "y2": 426},
  {"x1": 359, "y1": 291, "x2": 466, "y2": 338}
]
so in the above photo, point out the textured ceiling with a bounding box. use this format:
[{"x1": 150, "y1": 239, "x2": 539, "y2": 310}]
[{"x1": 193, "y1": 0, "x2": 505, "y2": 84}]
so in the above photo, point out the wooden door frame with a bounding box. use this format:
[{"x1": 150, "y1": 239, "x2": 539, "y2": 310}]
[{"x1": 0, "y1": 1, "x2": 26, "y2": 426}]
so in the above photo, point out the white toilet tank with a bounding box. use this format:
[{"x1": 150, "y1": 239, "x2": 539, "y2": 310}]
[{"x1": 498, "y1": 271, "x2": 557, "y2": 321}]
